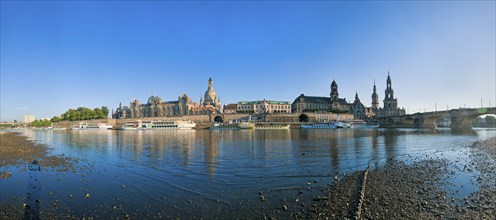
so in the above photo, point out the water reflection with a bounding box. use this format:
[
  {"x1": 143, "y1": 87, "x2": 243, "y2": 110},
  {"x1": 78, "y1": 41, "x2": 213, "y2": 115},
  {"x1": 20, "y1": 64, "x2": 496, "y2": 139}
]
[
  {"x1": 4, "y1": 128, "x2": 494, "y2": 218},
  {"x1": 370, "y1": 129, "x2": 380, "y2": 169},
  {"x1": 24, "y1": 160, "x2": 41, "y2": 220},
  {"x1": 383, "y1": 130, "x2": 399, "y2": 163}
]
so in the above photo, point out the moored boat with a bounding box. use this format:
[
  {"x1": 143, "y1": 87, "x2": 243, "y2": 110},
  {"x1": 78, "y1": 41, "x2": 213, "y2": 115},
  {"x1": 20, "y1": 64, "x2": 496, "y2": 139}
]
[
  {"x1": 300, "y1": 123, "x2": 337, "y2": 129},
  {"x1": 350, "y1": 121, "x2": 379, "y2": 128},
  {"x1": 334, "y1": 121, "x2": 352, "y2": 128},
  {"x1": 238, "y1": 122, "x2": 255, "y2": 129},
  {"x1": 139, "y1": 120, "x2": 196, "y2": 130},
  {"x1": 254, "y1": 124, "x2": 290, "y2": 129},
  {"x1": 71, "y1": 122, "x2": 113, "y2": 130},
  {"x1": 116, "y1": 120, "x2": 142, "y2": 130},
  {"x1": 210, "y1": 123, "x2": 240, "y2": 130}
]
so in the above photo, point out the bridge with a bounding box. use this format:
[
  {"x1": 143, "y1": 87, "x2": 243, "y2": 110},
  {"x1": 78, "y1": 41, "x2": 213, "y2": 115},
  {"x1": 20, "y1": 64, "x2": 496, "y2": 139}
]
[{"x1": 378, "y1": 107, "x2": 496, "y2": 129}]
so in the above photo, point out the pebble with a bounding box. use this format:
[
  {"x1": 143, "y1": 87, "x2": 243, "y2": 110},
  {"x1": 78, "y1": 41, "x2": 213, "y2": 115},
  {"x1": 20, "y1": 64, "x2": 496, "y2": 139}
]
[{"x1": 283, "y1": 204, "x2": 288, "y2": 211}]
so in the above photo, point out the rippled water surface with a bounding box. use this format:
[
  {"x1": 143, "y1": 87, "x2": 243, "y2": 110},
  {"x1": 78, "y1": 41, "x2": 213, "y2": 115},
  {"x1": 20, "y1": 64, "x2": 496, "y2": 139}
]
[{"x1": 1, "y1": 128, "x2": 495, "y2": 218}]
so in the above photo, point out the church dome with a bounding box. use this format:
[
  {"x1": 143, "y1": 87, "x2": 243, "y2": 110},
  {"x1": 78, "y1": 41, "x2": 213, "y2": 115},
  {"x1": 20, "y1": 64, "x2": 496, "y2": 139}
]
[
  {"x1": 204, "y1": 90, "x2": 216, "y2": 103},
  {"x1": 203, "y1": 78, "x2": 218, "y2": 105},
  {"x1": 147, "y1": 96, "x2": 161, "y2": 104}
]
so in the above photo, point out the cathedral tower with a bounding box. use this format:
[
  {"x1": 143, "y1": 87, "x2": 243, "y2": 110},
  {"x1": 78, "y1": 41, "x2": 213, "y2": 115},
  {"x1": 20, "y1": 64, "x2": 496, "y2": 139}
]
[
  {"x1": 371, "y1": 79, "x2": 379, "y2": 110},
  {"x1": 383, "y1": 71, "x2": 398, "y2": 110},
  {"x1": 330, "y1": 80, "x2": 338, "y2": 102}
]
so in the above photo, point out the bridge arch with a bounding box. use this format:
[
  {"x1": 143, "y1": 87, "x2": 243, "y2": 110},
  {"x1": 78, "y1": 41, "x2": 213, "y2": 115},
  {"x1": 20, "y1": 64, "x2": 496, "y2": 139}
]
[
  {"x1": 402, "y1": 117, "x2": 415, "y2": 125},
  {"x1": 435, "y1": 117, "x2": 451, "y2": 128},
  {"x1": 450, "y1": 108, "x2": 496, "y2": 129},
  {"x1": 299, "y1": 114, "x2": 309, "y2": 122},
  {"x1": 385, "y1": 118, "x2": 395, "y2": 124},
  {"x1": 214, "y1": 116, "x2": 223, "y2": 123},
  {"x1": 471, "y1": 114, "x2": 496, "y2": 128}
]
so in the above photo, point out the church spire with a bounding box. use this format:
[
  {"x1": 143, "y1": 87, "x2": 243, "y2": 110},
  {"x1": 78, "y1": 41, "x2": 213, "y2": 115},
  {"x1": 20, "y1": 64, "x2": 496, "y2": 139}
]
[
  {"x1": 373, "y1": 79, "x2": 377, "y2": 92},
  {"x1": 371, "y1": 79, "x2": 379, "y2": 110},
  {"x1": 387, "y1": 71, "x2": 392, "y2": 88}
]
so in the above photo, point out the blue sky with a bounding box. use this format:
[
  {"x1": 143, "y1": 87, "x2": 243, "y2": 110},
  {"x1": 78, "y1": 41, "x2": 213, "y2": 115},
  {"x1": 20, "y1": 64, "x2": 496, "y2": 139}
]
[{"x1": 1, "y1": 1, "x2": 495, "y2": 121}]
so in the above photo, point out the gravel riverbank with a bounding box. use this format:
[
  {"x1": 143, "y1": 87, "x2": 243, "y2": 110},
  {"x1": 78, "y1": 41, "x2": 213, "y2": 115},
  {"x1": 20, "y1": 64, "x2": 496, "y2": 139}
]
[
  {"x1": 307, "y1": 136, "x2": 496, "y2": 219},
  {"x1": 0, "y1": 132, "x2": 77, "y2": 174}
]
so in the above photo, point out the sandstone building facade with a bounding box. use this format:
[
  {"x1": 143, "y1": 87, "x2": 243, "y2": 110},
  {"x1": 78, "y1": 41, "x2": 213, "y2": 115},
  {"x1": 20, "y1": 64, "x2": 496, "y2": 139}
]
[
  {"x1": 112, "y1": 78, "x2": 223, "y2": 119},
  {"x1": 236, "y1": 100, "x2": 291, "y2": 114},
  {"x1": 291, "y1": 73, "x2": 404, "y2": 120},
  {"x1": 291, "y1": 80, "x2": 363, "y2": 119}
]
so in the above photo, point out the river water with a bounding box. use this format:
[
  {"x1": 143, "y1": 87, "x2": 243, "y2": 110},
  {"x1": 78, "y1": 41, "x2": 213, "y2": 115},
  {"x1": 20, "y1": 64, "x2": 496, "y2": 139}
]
[{"x1": 1, "y1": 128, "x2": 495, "y2": 218}]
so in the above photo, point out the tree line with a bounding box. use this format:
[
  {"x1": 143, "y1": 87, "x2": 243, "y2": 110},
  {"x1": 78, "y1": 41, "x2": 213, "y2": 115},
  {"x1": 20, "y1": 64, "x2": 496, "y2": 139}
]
[
  {"x1": 30, "y1": 119, "x2": 52, "y2": 127},
  {"x1": 51, "y1": 106, "x2": 109, "y2": 122}
]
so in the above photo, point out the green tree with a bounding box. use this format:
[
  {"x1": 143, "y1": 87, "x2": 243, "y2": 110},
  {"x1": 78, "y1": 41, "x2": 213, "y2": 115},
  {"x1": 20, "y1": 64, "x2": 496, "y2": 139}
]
[
  {"x1": 58, "y1": 106, "x2": 110, "y2": 121},
  {"x1": 93, "y1": 108, "x2": 102, "y2": 119},
  {"x1": 101, "y1": 106, "x2": 109, "y2": 118},
  {"x1": 13, "y1": 119, "x2": 17, "y2": 123},
  {"x1": 485, "y1": 115, "x2": 496, "y2": 125},
  {"x1": 51, "y1": 116, "x2": 62, "y2": 122},
  {"x1": 30, "y1": 119, "x2": 51, "y2": 127}
]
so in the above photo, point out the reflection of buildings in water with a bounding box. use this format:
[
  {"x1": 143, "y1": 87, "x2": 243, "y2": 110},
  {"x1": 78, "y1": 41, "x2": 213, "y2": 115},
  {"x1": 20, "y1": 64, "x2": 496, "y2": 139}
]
[
  {"x1": 34, "y1": 130, "x2": 54, "y2": 143},
  {"x1": 106, "y1": 130, "x2": 113, "y2": 148},
  {"x1": 256, "y1": 129, "x2": 292, "y2": 157},
  {"x1": 382, "y1": 130, "x2": 399, "y2": 162},
  {"x1": 20, "y1": 129, "x2": 47, "y2": 143},
  {"x1": 177, "y1": 130, "x2": 196, "y2": 165},
  {"x1": 205, "y1": 131, "x2": 218, "y2": 176},
  {"x1": 369, "y1": 129, "x2": 380, "y2": 168},
  {"x1": 114, "y1": 130, "x2": 140, "y2": 154},
  {"x1": 352, "y1": 130, "x2": 365, "y2": 168},
  {"x1": 146, "y1": 130, "x2": 196, "y2": 162},
  {"x1": 328, "y1": 135, "x2": 340, "y2": 174},
  {"x1": 239, "y1": 129, "x2": 292, "y2": 160},
  {"x1": 133, "y1": 131, "x2": 144, "y2": 156},
  {"x1": 64, "y1": 130, "x2": 112, "y2": 150},
  {"x1": 295, "y1": 129, "x2": 333, "y2": 141},
  {"x1": 196, "y1": 130, "x2": 220, "y2": 176}
]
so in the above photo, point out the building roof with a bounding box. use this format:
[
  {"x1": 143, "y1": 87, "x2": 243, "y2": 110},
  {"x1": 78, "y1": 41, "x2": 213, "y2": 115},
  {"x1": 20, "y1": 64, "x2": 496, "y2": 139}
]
[
  {"x1": 337, "y1": 98, "x2": 349, "y2": 105},
  {"x1": 224, "y1": 104, "x2": 238, "y2": 110},
  {"x1": 238, "y1": 100, "x2": 290, "y2": 105},
  {"x1": 293, "y1": 95, "x2": 331, "y2": 104},
  {"x1": 292, "y1": 94, "x2": 350, "y2": 106}
]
